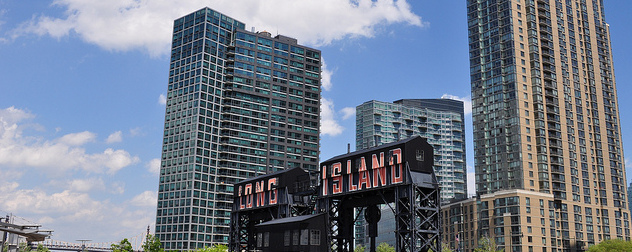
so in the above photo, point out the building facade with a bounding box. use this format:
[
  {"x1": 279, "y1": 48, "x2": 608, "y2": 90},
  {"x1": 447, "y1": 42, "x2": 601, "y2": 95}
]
[
  {"x1": 443, "y1": 190, "x2": 557, "y2": 252},
  {"x1": 628, "y1": 182, "x2": 632, "y2": 215},
  {"x1": 460, "y1": 0, "x2": 630, "y2": 251},
  {"x1": 355, "y1": 99, "x2": 465, "y2": 250},
  {"x1": 356, "y1": 99, "x2": 467, "y2": 201},
  {"x1": 155, "y1": 8, "x2": 321, "y2": 250}
]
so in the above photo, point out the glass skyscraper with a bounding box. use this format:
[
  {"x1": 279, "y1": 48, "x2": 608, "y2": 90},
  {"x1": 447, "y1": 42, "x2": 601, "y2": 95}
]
[
  {"x1": 355, "y1": 99, "x2": 466, "y2": 249},
  {"x1": 442, "y1": 0, "x2": 630, "y2": 251},
  {"x1": 155, "y1": 7, "x2": 321, "y2": 250},
  {"x1": 356, "y1": 99, "x2": 467, "y2": 201}
]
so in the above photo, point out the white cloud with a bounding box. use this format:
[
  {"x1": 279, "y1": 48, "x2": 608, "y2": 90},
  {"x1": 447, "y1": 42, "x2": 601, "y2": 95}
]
[
  {"x1": 0, "y1": 184, "x2": 154, "y2": 243},
  {"x1": 11, "y1": 0, "x2": 423, "y2": 57},
  {"x1": 67, "y1": 178, "x2": 106, "y2": 192},
  {"x1": 441, "y1": 94, "x2": 472, "y2": 115},
  {"x1": 340, "y1": 107, "x2": 356, "y2": 120},
  {"x1": 0, "y1": 106, "x2": 34, "y2": 124},
  {"x1": 106, "y1": 130, "x2": 123, "y2": 143},
  {"x1": 57, "y1": 131, "x2": 96, "y2": 146},
  {"x1": 1, "y1": 187, "x2": 97, "y2": 216},
  {"x1": 109, "y1": 181, "x2": 125, "y2": 195},
  {"x1": 0, "y1": 9, "x2": 7, "y2": 43},
  {"x1": 158, "y1": 94, "x2": 166, "y2": 105},
  {"x1": 320, "y1": 98, "x2": 344, "y2": 136},
  {"x1": 129, "y1": 127, "x2": 143, "y2": 137},
  {"x1": 146, "y1": 158, "x2": 161, "y2": 176},
  {"x1": 0, "y1": 170, "x2": 23, "y2": 182},
  {"x1": 130, "y1": 191, "x2": 157, "y2": 207},
  {"x1": 0, "y1": 107, "x2": 139, "y2": 174},
  {"x1": 321, "y1": 59, "x2": 335, "y2": 91}
]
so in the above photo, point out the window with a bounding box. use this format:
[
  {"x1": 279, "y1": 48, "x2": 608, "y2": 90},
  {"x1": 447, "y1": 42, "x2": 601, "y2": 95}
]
[
  {"x1": 293, "y1": 230, "x2": 299, "y2": 245},
  {"x1": 310, "y1": 230, "x2": 321, "y2": 245},
  {"x1": 264, "y1": 232, "x2": 270, "y2": 247},
  {"x1": 300, "y1": 229, "x2": 309, "y2": 245},
  {"x1": 284, "y1": 230, "x2": 290, "y2": 246}
]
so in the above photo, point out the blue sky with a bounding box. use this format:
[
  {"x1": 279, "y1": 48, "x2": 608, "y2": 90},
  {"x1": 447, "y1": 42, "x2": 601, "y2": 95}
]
[{"x1": 0, "y1": 0, "x2": 631, "y2": 245}]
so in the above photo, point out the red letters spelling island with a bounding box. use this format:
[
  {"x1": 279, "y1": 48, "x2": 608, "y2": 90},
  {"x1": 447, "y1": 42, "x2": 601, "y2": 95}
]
[{"x1": 321, "y1": 148, "x2": 404, "y2": 196}]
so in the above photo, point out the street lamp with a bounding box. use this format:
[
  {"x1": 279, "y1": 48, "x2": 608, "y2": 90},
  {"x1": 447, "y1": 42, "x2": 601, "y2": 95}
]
[{"x1": 77, "y1": 239, "x2": 91, "y2": 252}]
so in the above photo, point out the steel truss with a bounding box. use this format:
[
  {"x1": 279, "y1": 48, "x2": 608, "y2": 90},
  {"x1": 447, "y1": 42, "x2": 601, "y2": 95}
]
[
  {"x1": 229, "y1": 203, "x2": 292, "y2": 251},
  {"x1": 395, "y1": 181, "x2": 441, "y2": 252},
  {"x1": 323, "y1": 174, "x2": 441, "y2": 252}
]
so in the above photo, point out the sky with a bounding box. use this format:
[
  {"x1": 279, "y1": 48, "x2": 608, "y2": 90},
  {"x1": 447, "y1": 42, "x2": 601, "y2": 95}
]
[{"x1": 1, "y1": 0, "x2": 632, "y2": 245}]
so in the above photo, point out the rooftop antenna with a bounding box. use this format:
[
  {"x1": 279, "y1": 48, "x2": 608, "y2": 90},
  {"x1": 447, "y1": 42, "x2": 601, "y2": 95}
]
[{"x1": 347, "y1": 143, "x2": 350, "y2": 154}]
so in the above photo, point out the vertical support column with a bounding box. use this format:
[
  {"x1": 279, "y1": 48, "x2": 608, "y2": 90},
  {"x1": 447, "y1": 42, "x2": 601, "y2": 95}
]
[
  {"x1": 228, "y1": 212, "x2": 239, "y2": 251},
  {"x1": 326, "y1": 198, "x2": 340, "y2": 252},
  {"x1": 338, "y1": 205, "x2": 354, "y2": 252},
  {"x1": 395, "y1": 184, "x2": 414, "y2": 252},
  {"x1": 415, "y1": 180, "x2": 441, "y2": 252},
  {"x1": 228, "y1": 212, "x2": 251, "y2": 252}
]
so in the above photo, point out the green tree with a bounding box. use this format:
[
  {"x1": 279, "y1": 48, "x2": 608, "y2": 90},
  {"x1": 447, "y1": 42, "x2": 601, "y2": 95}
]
[
  {"x1": 354, "y1": 245, "x2": 366, "y2": 252},
  {"x1": 111, "y1": 239, "x2": 133, "y2": 252},
  {"x1": 587, "y1": 239, "x2": 632, "y2": 252},
  {"x1": 35, "y1": 244, "x2": 50, "y2": 252},
  {"x1": 18, "y1": 243, "x2": 31, "y2": 252},
  {"x1": 142, "y1": 235, "x2": 163, "y2": 252},
  {"x1": 376, "y1": 242, "x2": 395, "y2": 252},
  {"x1": 474, "y1": 237, "x2": 503, "y2": 252},
  {"x1": 441, "y1": 242, "x2": 454, "y2": 252},
  {"x1": 194, "y1": 244, "x2": 228, "y2": 252}
]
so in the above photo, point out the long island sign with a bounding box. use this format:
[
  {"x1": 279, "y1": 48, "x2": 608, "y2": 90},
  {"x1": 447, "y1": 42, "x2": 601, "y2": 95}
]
[{"x1": 320, "y1": 136, "x2": 434, "y2": 196}]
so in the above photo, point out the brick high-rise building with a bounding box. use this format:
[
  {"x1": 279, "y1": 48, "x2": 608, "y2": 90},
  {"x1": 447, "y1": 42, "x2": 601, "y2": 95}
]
[
  {"x1": 442, "y1": 0, "x2": 630, "y2": 251},
  {"x1": 155, "y1": 7, "x2": 321, "y2": 250}
]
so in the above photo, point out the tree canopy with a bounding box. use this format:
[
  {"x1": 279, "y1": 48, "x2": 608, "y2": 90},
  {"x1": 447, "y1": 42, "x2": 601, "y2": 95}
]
[
  {"x1": 111, "y1": 238, "x2": 133, "y2": 252},
  {"x1": 193, "y1": 244, "x2": 228, "y2": 252},
  {"x1": 474, "y1": 237, "x2": 503, "y2": 252},
  {"x1": 587, "y1": 239, "x2": 632, "y2": 252},
  {"x1": 376, "y1": 242, "x2": 395, "y2": 252},
  {"x1": 35, "y1": 244, "x2": 50, "y2": 252},
  {"x1": 142, "y1": 234, "x2": 164, "y2": 252}
]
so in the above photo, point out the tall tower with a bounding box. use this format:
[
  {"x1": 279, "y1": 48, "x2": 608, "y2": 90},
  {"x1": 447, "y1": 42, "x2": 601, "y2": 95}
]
[
  {"x1": 467, "y1": 0, "x2": 629, "y2": 249},
  {"x1": 155, "y1": 8, "x2": 321, "y2": 250},
  {"x1": 356, "y1": 99, "x2": 467, "y2": 201}
]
